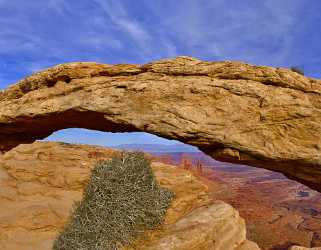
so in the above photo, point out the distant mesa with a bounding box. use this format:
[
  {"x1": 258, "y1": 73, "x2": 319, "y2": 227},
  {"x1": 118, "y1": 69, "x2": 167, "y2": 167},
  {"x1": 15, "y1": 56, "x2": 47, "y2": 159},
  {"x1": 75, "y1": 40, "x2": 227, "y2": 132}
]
[
  {"x1": 112, "y1": 143, "x2": 200, "y2": 153},
  {"x1": 0, "y1": 56, "x2": 321, "y2": 192}
]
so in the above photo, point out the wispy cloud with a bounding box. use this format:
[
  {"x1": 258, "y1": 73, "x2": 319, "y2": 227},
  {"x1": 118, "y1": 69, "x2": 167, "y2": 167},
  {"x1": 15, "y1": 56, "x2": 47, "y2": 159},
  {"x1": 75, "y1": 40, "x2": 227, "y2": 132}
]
[
  {"x1": 146, "y1": 0, "x2": 305, "y2": 66},
  {"x1": 46, "y1": 0, "x2": 70, "y2": 15},
  {"x1": 0, "y1": 0, "x2": 320, "y2": 90},
  {"x1": 92, "y1": 0, "x2": 154, "y2": 58},
  {"x1": 0, "y1": 0, "x2": 178, "y2": 86}
]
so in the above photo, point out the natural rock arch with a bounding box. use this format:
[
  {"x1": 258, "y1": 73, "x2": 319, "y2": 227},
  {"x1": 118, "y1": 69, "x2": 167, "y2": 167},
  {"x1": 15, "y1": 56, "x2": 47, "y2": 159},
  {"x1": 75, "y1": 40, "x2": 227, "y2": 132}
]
[{"x1": 0, "y1": 56, "x2": 321, "y2": 192}]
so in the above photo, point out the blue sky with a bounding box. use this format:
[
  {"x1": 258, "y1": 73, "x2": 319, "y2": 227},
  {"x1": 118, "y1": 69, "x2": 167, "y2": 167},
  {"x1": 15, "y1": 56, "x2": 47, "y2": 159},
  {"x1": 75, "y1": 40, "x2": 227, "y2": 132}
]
[{"x1": 1, "y1": 0, "x2": 321, "y2": 146}]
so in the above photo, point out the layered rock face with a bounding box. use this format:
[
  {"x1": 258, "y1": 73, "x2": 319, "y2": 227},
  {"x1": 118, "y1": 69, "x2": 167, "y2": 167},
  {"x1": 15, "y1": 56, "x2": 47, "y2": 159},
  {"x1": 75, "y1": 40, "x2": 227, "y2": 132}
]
[
  {"x1": 0, "y1": 56, "x2": 320, "y2": 192},
  {"x1": 0, "y1": 142, "x2": 259, "y2": 250}
]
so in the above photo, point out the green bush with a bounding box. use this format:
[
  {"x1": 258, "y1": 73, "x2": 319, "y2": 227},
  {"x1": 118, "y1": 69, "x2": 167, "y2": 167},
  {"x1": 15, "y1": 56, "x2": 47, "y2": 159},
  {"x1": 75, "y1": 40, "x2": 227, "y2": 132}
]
[
  {"x1": 53, "y1": 151, "x2": 174, "y2": 250},
  {"x1": 290, "y1": 66, "x2": 304, "y2": 75},
  {"x1": 57, "y1": 142, "x2": 73, "y2": 147}
]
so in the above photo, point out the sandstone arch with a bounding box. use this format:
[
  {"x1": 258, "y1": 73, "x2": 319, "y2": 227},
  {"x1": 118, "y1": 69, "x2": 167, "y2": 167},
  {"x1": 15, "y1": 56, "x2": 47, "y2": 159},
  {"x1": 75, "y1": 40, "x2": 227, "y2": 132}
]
[{"x1": 0, "y1": 56, "x2": 321, "y2": 192}]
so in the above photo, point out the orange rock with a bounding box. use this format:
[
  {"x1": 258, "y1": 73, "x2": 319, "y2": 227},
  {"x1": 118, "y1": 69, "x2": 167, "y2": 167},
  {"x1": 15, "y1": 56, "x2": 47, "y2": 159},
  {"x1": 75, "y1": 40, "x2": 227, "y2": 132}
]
[
  {"x1": 0, "y1": 142, "x2": 259, "y2": 250},
  {"x1": 0, "y1": 57, "x2": 321, "y2": 192}
]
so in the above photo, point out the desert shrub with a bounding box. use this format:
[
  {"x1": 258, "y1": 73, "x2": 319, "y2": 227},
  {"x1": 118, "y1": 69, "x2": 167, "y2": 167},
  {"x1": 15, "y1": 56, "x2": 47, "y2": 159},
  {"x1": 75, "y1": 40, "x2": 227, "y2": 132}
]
[
  {"x1": 57, "y1": 142, "x2": 74, "y2": 147},
  {"x1": 19, "y1": 81, "x2": 33, "y2": 93},
  {"x1": 290, "y1": 66, "x2": 304, "y2": 75},
  {"x1": 53, "y1": 151, "x2": 174, "y2": 250}
]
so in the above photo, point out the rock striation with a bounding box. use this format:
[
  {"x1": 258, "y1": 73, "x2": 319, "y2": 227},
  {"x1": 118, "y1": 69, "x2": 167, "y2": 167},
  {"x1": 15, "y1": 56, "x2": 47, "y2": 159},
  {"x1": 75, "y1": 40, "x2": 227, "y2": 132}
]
[
  {"x1": 0, "y1": 142, "x2": 259, "y2": 250},
  {"x1": 0, "y1": 57, "x2": 321, "y2": 192}
]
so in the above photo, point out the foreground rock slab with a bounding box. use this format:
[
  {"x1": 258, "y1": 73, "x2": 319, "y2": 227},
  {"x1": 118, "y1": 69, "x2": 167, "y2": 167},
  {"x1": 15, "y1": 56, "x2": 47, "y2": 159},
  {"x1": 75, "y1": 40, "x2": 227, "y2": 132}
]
[
  {"x1": 0, "y1": 142, "x2": 259, "y2": 250},
  {"x1": 0, "y1": 56, "x2": 321, "y2": 192},
  {"x1": 134, "y1": 202, "x2": 260, "y2": 250}
]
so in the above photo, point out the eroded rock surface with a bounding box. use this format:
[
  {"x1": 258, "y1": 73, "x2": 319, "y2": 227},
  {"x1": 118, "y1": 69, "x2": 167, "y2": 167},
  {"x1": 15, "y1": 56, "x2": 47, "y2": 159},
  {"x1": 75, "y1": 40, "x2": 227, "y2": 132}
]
[
  {"x1": 0, "y1": 142, "x2": 258, "y2": 250},
  {"x1": 134, "y1": 202, "x2": 259, "y2": 250},
  {"x1": 0, "y1": 56, "x2": 321, "y2": 192}
]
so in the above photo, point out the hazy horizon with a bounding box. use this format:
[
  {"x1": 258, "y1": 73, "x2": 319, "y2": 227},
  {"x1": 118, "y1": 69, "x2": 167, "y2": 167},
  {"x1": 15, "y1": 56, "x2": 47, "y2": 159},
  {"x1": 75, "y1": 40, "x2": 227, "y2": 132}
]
[{"x1": 44, "y1": 129, "x2": 183, "y2": 146}]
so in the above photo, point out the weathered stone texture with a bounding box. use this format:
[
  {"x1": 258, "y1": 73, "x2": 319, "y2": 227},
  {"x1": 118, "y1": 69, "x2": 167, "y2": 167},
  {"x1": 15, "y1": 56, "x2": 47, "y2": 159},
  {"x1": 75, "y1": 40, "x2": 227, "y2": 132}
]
[
  {"x1": 0, "y1": 56, "x2": 320, "y2": 191},
  {"x1": 0, "y1": 142, "x2": 258, "y2": 250}
]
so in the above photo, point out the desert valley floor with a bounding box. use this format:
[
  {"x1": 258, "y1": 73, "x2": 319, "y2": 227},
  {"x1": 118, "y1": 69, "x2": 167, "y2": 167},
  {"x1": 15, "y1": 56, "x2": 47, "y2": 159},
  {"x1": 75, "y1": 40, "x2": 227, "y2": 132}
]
[{"x1": 145, "y1": 151, "x2": 321, "y2": 250}]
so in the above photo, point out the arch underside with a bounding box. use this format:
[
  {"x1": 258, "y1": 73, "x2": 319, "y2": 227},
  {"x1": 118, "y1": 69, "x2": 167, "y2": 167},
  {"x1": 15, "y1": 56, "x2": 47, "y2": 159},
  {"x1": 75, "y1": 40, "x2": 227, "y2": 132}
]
[{"x1": 0, "y1": 57, "x2": 321, "y2": 192}]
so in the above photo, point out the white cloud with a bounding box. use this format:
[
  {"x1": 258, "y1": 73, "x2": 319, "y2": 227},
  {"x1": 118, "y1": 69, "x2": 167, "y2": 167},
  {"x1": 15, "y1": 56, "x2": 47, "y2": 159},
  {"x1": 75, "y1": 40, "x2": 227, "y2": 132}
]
[
  {"x1": 47, "y1": 0, "x2": 70, "y2": 15},
  {"x1": 159, "y1": 37, "x2": 178, "y2": 58},
  {"x1": 148, "y1": 0, "x2": 304, "y2": 66},
  {"x1": 93, "y1": 0, "x2": 153, "y2": 56},
  {"x1": 0, "y1": 0, "x2": 317, "y2": 85}
]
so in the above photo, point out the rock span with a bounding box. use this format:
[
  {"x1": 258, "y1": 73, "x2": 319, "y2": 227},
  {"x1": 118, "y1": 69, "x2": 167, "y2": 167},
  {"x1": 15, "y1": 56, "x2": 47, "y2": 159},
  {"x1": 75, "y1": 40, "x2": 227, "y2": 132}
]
[{"x1": 0, "y1": 56, "x2": 320, "y2": 192}]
